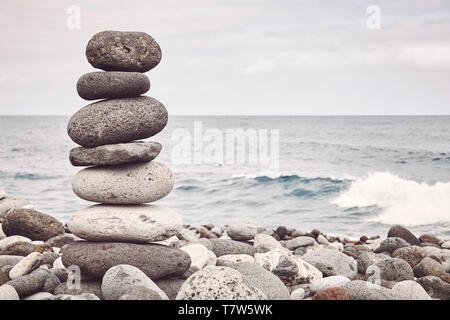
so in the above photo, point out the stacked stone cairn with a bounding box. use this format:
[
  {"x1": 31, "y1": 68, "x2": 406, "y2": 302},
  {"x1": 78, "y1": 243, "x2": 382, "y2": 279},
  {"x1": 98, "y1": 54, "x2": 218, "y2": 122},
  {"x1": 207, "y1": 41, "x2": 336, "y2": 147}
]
[{"x1": 62, "y1": 31, "x2": 191, "y2": 299}]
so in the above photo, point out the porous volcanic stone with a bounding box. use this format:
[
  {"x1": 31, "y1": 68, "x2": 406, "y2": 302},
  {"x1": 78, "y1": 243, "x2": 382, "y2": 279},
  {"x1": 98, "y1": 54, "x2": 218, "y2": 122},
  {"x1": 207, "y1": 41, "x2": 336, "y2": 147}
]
[
  {"x1": 72, "y1": 161, "x2": 173, "y2": 204},
  {"x1": 77, "y1": 71, "x2": 150, "y2": 100},
  {"x1": 2, "y1": 209, "x2": 64, "y2": 241},
  {"x1": 61, "y1": 242, "x2": 191, "y2": 279},
  {"x1": 210, "y1": 239, "x2": 256, "y2": 257},
  {"x1": 67, "y1": 96, "x2": 167, "y2": 148},
  {"x1": 86, "y1": 31, "x2": 162, "y2": 72},
  {"x1": 70, "y1": 141, "x2": 161, "y2": 166}
]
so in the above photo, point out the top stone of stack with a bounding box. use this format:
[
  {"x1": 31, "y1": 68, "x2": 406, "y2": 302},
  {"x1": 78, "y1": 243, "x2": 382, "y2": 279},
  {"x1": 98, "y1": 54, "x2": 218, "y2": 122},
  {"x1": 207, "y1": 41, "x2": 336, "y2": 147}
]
[{"x1": 86, "y1": 31, "x2": 162, "y2": 72}]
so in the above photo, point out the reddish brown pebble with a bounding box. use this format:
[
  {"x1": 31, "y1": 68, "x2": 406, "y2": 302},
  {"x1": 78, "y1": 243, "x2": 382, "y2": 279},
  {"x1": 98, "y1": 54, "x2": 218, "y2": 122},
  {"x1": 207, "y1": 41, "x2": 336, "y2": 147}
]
[{"x1": 312, "y1": 287, "x2": 350, "y2": 300}]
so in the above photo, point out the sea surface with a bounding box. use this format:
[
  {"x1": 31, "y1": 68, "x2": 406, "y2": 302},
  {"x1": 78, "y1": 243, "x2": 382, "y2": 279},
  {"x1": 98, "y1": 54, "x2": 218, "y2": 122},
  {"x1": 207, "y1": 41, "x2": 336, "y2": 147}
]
[{"x1": 0, "y1": 115, "x2": 449, "y2": 238}]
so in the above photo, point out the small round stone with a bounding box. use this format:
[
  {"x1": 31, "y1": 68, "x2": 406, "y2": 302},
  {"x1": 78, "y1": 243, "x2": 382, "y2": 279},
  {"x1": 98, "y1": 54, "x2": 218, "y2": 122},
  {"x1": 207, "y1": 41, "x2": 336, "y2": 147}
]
[
  {"x1": 72, "y1": 161, "x2": 173, "y2": 204},
  {"x1": 67, "y1": 96, "x2": 167, "y2": 148},
  {"x1": 86, "y1": 31, "x2": 162, "y2": 72},
  {"x1": 77, "y1": 72, "x2": 150, "y2": 100}
]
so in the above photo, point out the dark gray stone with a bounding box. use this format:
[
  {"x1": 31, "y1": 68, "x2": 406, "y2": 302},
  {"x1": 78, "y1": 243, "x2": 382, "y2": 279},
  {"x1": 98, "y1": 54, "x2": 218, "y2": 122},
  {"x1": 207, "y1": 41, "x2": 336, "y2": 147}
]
[
  {"x1": 6, "y1": 269, "x2": 59, "y2": 298},
  {"x1": 77, "y1": 71, "x2": 150, "y2": 100},
  {"x1": 230, "y1": 262, "x2": 290, "y2": 300},
  {"x1": 2, "y1": 209, "x2": 64, "y2": 241},
  {"x1": 154, "y1": 278, "x2": 185, "y2": 300},
  {"x1": 86, "y1": 31, "x2": 162, "y2": 72},
  {"x1": 387, "y1": 225, "x2": 420, "y2": 245},
  {"x1": 374, "y1": 237, "x2": 410, "y2": 254},
  {"x1": 69, "y1": 141, "x2": 161, "y2": 167},
  {"x1": 416, "y1": 276, "x2": 450, "y2": 300},
  {"x1": 67, "y1": 96, "x2": 167, "y2": 147},
  {"x1": 210, "y1": 239, "x2": 256, "y2": 257},
  {"x1": 61, "y1": 241, "x2": 191, "y2": 279},
  {"x1": 45, "y1": 233, "x2": 80, "y2": 248}
]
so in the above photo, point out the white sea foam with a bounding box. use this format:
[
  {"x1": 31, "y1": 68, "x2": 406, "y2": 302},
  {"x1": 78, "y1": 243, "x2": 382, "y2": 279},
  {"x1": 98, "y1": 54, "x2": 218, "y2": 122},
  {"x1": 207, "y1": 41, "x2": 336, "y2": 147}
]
[{"x1": 332, "y1": 171, "x2": 450, "y2": 225}]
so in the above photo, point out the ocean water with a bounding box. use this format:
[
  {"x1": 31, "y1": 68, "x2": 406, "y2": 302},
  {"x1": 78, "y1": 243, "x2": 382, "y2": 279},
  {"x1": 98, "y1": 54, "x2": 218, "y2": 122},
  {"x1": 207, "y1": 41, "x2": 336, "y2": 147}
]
[{"x1": 0, "y1": 115, "x2": 449, "y2": 238}]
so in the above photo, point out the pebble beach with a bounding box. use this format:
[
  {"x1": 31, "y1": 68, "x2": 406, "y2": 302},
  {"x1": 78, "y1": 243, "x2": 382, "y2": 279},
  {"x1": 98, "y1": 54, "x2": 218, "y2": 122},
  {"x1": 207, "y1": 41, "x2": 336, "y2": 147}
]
[{"x1": 0, "y1": 30, "x2": 449, "y2": 301}]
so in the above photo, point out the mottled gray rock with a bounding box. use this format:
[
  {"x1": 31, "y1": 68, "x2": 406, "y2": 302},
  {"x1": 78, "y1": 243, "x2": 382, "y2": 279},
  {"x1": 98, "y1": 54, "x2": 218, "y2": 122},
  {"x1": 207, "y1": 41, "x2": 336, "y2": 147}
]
[
  {"x1": 291, "y1": 288, "x2": 305, "y2": 300},
  {"x1": 86, "y1": 31, "x2": 162, "y2": 72},
  {"x1": 343, "y1": 280, "x2": 394, "y2": 300},
  {"x1": 154, "y1": 278, "x2": 186, "y2": 300},
  {"x1": 72, "y1": 161, "x2": 173, "y2": 204},
  {"x1": 413, "y1": 257, "x2": 448, "y2": 281},
  {"x1": 302, "y1": 249, "x2": 357, "y2": 279},
  {"x1": 285, "y1": 236, "x2": 316, "y2": 250},
  {"x1": 0, "y1": 197, "x2": 30, "y2": 220},
  {"x1": 61, "y1": 241, "x2": 191, "y2": 279},
  {"x1": 0, "y1": 255, "x2": 23, "y2": 269},
  {"x1": 230, "y1": 262, "x2": 290, "y2": 300},
  {"x1": 67, "y1": 96, "x2": 167, "y2": 147},
  {"x1": 101, "y1": 264, "x2": 168, "y2": 300},
  {"x1": 68, "y1": 204, "x2": 182, "y2": 242},
  {"x1": 226, "y1": 223, "x2": 257, "y2": 241},
  {"x1": 6, "y1": 269, "x2": 60, "y2": 298},
  {"x1": 45, "y1": 233, "x2": 80, "y2": 248},
  {"x1": 210, "y1": 239, "x2": 256, "y2": 257},
  {"x1": 357, "y1": 251, "x2": 390, "y2": 274},
  {"x1": 176, "y1": 266, "x2": 266, "y2": 300},
  {"x1": 392, "y1": 245, "x2": 427, "y2": 267},
  {"x1": 310, "y1": 275, "x2": 351, "y2": 293},
  {"x1": 70, "y1": 141, "x2": 161, "y2": 167},
  {"x1": 374, "y1": 237, "x2": 410, "y2": 254},
  {"x1": 416, "y1": 276, "x2": 450, "y2": 300},
  {"x1": 54, "y1": 280, "x2": 103, "y2": 299},
  {"x1": 77, "y1": 71, "x2": 150, "y2": 100},
  {"x1": 392, "y1": 280, "x2": 431, "y2": 300},
  {"x1": 387, "y1": 225, "x2": 421, "y2": 245},
  {"x1": 217, "y1": 254, "x2": 254, "y2": 266},
  {"x1": 119, "y1": 286, "x2": 163, "y2": 300},
  {"x1": 0, "y1": 241, "x2": 36, "y2": 256},
  {"x1": 0, "y1": 284, "x2": 19, "y2": 300},
  {"x1": 2, "y1": 209, "x2": 64, "y2": 241},
  {"x1": 366, "y1": 258, "x2": 414, "y2": 282}
]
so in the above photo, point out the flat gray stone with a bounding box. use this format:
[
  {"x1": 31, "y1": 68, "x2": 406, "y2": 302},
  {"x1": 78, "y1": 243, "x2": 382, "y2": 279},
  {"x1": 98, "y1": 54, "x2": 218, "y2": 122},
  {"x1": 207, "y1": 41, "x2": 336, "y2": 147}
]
[
  {"x1": 77, "y1": 71, "x2": 150, "y2": 100},
  {"x1": 302, "y1": 249, "x2": 357, "y2": 279},
  {"x1": 67, "y1": 204, "x2": 182, "y2": 243},
  {"x1": 2, "y1": 209, "x2": 64, "y2": 241},
  {"x1": 230, "y1": 262, "x2": 291, "y2": 300},
  {"x1": 210, "y1": 239, "x2": 256, "y2": 257},
  {"x1": 70, "y1": 141, "x2": 161, "y2": 166},
  {"x1": 67, "y1": 96, "x2": 167, "y2": 147},
  {"x1": 72, "y1": 161, "x2": 173, "y2": 204},
  {"x1": 6, "y1": 269, "x2": 60, "y2": 298},
  {"x1": 61, "y1": 241, "x2": 191, "y2": 279},
  {"x1": 285, "y1": 236, "x2": 316, "y2": 250},
  {"x1": 226, "y1": 223, "x2": 257, "y2": 241},
  {"x1": 86, "y1": 31, "x2": 162, "y2": 72}
]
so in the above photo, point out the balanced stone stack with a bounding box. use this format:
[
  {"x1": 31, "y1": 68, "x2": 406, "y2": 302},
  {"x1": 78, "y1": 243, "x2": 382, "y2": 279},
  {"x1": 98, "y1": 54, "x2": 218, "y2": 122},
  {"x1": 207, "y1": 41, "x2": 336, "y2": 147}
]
[{"x1": 62, "y1": 31, "x2": 191, "y2": 286}]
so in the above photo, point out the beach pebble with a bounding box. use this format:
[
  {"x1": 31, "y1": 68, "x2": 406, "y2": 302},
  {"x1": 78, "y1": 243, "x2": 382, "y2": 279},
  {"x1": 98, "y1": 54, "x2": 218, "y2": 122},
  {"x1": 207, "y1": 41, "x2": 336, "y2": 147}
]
[
  {"x1": 310, "y1": 275, "x2": 351, "y2": 293},
  {"x1": 211, "y1": 226, "x2": 222, "y2": 236},
  {"x1": 441, "y1": 241, "x2": 450, "y2": 249},
  {"x1": 68, "y1": 96, "x2": 167, "y2": 147},
  {"x1": 119, "y1": 286, "x2": 163, "y2": 300},
  {"x1": 290, "y1": 288, "x2": 305, "y2": 300},
  {"x1": 416, "y1": 276, "x2": 450, "y2": 300},
  {"x1": 387, "y1": 225, "x2": 421, "y2": 245},
  {"x1": 0, "y1": 197, "x2": 30, "y2": 219},
  {"x1": 0, "y1": 255, "x2": 23, "y2": 269},
  {"x1": 101, "y1": 264, "x2": 168, "y2": 300},
  {"x1": 342, "y1": 280, "x2": 394, "y2": 300},
  {"x1": 77, "y1": 71, "x2": 150, "y2": 100},
  {"x1": 1, "y1": 209, "x2": 64, "y2": 241},
  {"x1": 419, "y1": 234, "x2": 440, "y2": 245},
  {"x1": 357, "y1": 251, "x2": 390, "y2": 274},
  {"x1": 154, "y1": 278, "x2": 186, "y2": 300},
  {"x1": 6, "y1": 269, "x2": 60, "y2": 298},
  {"x1": 180, "y1": 244, "x2": 209, "y2": 269},
  {"x1": 392, "y1": 245, "x2": 427, "y2": 267},
  {"x1": 24, "y1": 292, "x2": 54, "y2": 300},
  {"x1": 366, "y1": 258, "x2": 414, "y2": 282},
  {"x1": 9, "y1": 252, "x2": 43, "y2": 279},
  {"x1": 47, "y1": 293, "x2": 100, "y2": 300},
  {"x1": 176, "y1": 266, "x2": 267, "y2": 300},
  {"x1": 207, "y1": 250, "x2": 217, "y2": 266},
  {"x1": 329, "y1": 242, "x2": 344, "y2": 252},
  {"x1": 86, "y1": 31, "x2": 161, "y2": 72},
  {"x1": 391, "y1": 280, "x2": 431, "y2": 300},
  {"x1": 61, "y1": 242, "x2": 191, "y2": 279},
  {"x1": 217, "y1": 254, "x2": 255, "y2": 266},
  {"x1": 253, "y1": 233, "x2": 282, "y2": 249},
  {"x1": 45, "y1": 233, "x2": 80, "y2": 248},
  {"x1": 285, "y1": 236, "x2": 316, "y2": 250},
  {"x1": 0, "y1": 235, "x2": 31, "y2": 251},
  {"x1": 72, "y1": 161, "x2": 173, "y2": 204},
  {"x1": 413, "y1": 257, "x2": 448, "y2": 281},
  {"x1": 302, "y1": 249, "x2": 357, "y2": 279},
  {"x1": 70, "y1": 141, "x2": 161, "y2": 167},
  {"x1": 312, "y1": 287, "x2": 350, "y2": 300},
  {"x1": 226, "y1": 223, "x2": 257, "y2": 241},
  {"x1": 317, "y1": 234, "x2": 329, "y2": 245},
  {"x1": 255, "y1": 248, "x2": 322, "y2": 285},
  {"x1": 68, "y1": 204, "x2": 182, "y2": 242},
  {"x1": 210, "y1": 239, "x2": 255, "y2": 257},
  {"x1": 0, "y1": 241, "x2": 36, "y2": 256},
  {"x1": 0, "y1": 284, "x2": 19, "y2": 300},
  {"x1": 374, "y1": 237, "x2": 410, "y2": 253}
]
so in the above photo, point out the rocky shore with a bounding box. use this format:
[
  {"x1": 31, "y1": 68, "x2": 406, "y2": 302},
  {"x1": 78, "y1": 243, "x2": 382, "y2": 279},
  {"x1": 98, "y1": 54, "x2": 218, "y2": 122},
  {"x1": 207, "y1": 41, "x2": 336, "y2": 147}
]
[{"x1": 0, "y1": 194, "x2": 449, "y2": 300}]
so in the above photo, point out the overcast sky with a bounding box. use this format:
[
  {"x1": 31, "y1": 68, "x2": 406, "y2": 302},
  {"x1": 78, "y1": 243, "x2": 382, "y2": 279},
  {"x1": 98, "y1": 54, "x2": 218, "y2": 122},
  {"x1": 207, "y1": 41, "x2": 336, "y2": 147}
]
[{"x1": 1, "y1": 0, "x2": 450, "y2": 115}]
